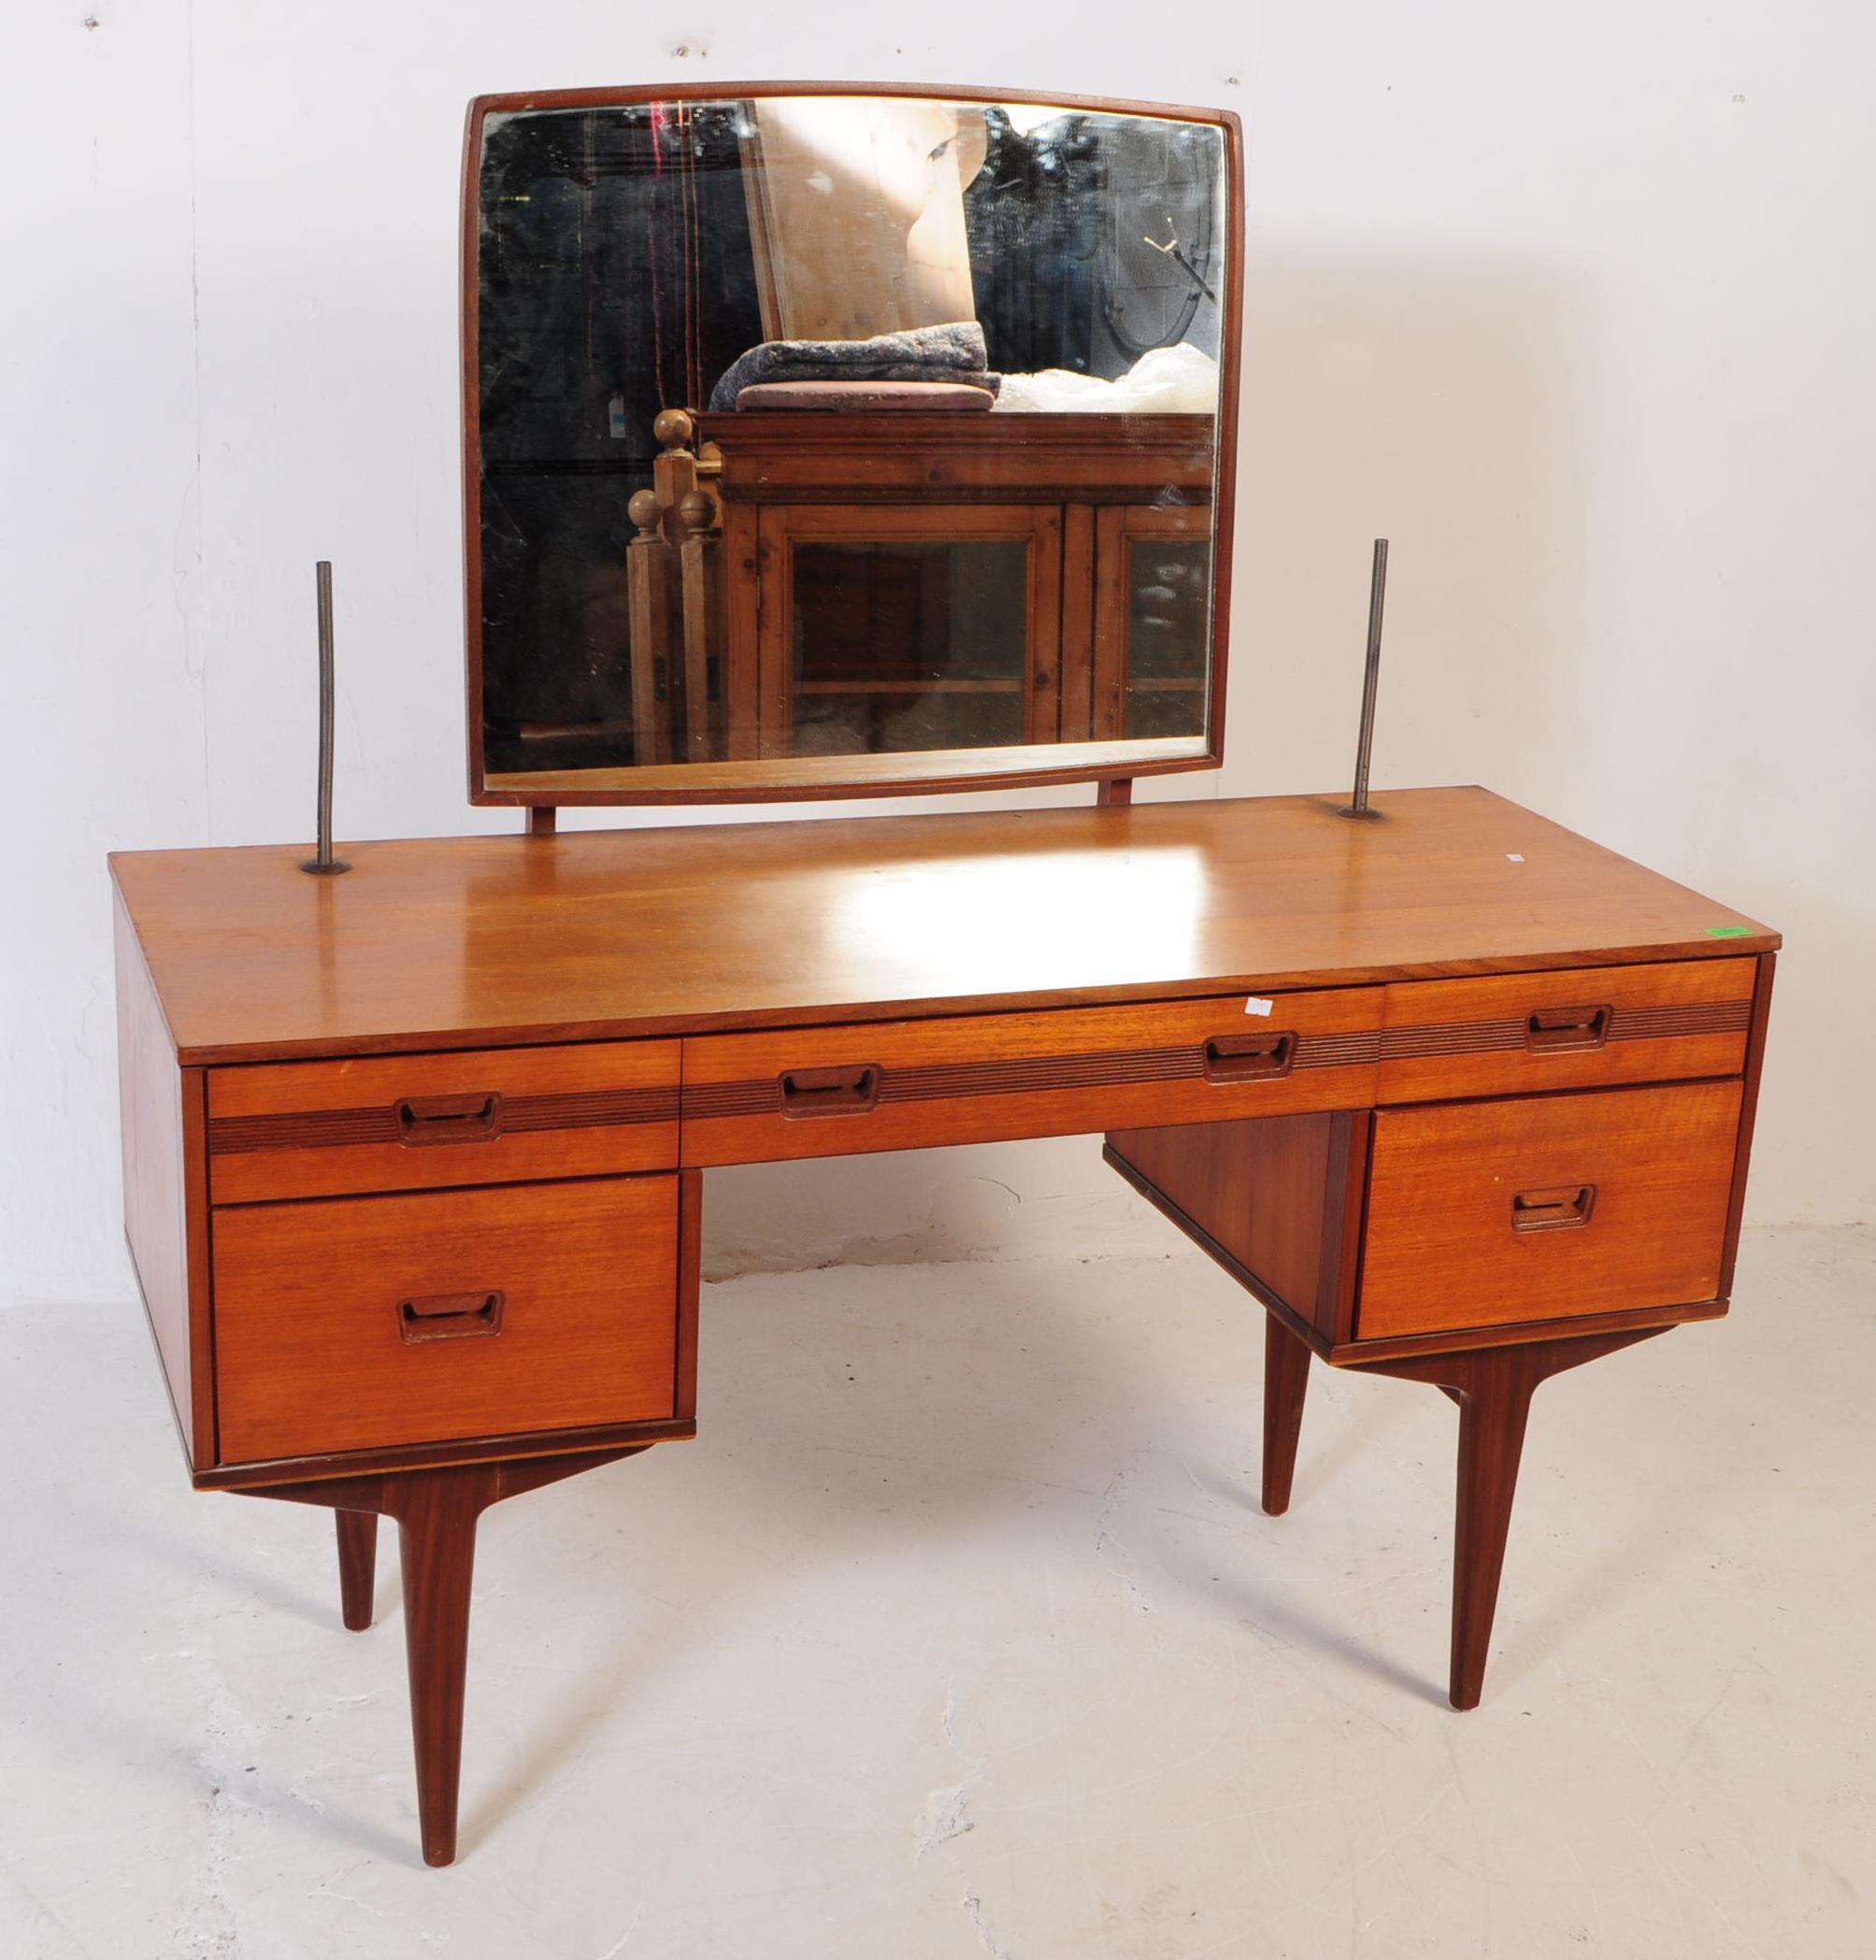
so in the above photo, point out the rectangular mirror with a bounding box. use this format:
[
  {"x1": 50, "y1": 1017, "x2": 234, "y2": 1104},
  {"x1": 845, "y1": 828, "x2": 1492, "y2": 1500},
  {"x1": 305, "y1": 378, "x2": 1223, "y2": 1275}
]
[{"x1": 464, "y1": 84, "x2": 1242, "y2": 804}]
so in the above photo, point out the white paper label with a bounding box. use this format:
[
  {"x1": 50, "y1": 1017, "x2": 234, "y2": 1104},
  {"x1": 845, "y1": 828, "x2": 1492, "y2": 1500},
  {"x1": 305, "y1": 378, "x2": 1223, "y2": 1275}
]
[
  {"x1": 1506, "y1": 852, "x2": 1525, "y2": 863},
  {"x1": 1244, "y1": 996, "x2": 1274, "y2": 1017}
]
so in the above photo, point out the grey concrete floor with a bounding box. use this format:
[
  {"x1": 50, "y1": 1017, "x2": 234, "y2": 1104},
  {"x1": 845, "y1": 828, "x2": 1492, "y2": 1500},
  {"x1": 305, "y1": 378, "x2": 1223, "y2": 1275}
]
[{"x1": 1, "y1": 1222, "x2": 1870, "y2": 1958}]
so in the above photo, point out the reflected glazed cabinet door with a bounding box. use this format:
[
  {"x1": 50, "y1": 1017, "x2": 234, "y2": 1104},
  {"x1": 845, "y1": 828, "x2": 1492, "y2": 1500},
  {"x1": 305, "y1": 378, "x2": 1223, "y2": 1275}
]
[
  {"x1": 753, "y1": 503, "x2": 1064, "y2": 756},
  {"x1": 1083, "y1": 504, "x2": 1214, "y2": 741}
]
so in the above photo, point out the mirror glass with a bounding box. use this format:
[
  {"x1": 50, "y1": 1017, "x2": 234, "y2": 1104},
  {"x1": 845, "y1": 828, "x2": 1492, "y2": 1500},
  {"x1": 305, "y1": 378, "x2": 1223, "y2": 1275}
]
[{"x1": 468, "y1": 89, "x2": 1235, "y2": 797}]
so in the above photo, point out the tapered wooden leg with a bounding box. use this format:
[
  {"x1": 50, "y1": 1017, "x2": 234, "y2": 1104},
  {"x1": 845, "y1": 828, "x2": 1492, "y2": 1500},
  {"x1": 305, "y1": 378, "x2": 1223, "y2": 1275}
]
[
  {"x1": 1358, "y1": 1326, "x2": 1668, "y2": 1710},
  {"x1": 1261, "y1": 1313, "x2": 1313, "y2": 1515},
  {"x1": 394, "y1": 1468, "x2": 484, "y2": 1865},
  {"x1": 1445, "y1": 1364, "x2": 1536, "y2": 1709},
  {"x1": 336, "y1": 1509, "x2": 378, "y2": 1631},
  {"x1": 239, "y1": 1444, "x2": 648, "y2": 1865}
]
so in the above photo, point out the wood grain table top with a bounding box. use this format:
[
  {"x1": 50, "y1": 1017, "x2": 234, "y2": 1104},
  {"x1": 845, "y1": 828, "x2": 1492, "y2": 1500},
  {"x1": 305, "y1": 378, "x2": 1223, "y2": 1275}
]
[{"x1": 109, "y1": 787, "x2": 1779, "y2": 1065}]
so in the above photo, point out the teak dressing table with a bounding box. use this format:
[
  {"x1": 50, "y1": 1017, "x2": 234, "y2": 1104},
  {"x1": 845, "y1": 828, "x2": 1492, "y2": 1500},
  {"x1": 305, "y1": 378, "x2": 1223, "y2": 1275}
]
[{"x1": 111, "y1": 84, "x2": 1779, "y2": 1867}]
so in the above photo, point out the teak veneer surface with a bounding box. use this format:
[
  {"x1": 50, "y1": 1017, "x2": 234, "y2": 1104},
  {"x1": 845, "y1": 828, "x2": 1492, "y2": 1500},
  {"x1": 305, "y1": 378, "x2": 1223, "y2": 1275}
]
[
  {"x1": 207, "y1": 1038, "x2": 682, "y2": 1202},
  {"x1": 680, "y1": 992, "x2": 1380, "y2": 1166},
  {"x1": 1375, "y1": 958, "x2": 1755, "y2": 1104},
  {"x1": 109, "y1": 789, "x2": 1777, "y2": 1065},
  {"x1": 213, "y1": 1175, "x2": 683, "y2": 1463},
  {"x1": 1358, "y1": 1080, "x2": 1743, "y2": 1340}
]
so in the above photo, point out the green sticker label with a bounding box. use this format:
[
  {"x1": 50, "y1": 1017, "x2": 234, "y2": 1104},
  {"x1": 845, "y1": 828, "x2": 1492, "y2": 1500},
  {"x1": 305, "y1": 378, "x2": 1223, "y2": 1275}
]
[{"x1": 1707, "y1": 925, "x2": 1753, "y2": 937}]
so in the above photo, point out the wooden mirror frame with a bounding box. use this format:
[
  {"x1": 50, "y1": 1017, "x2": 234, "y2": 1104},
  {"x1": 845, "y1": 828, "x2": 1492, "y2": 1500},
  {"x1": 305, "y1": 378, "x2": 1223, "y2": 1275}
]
[{"x1": 459, "y1": 80, "x2": 1245, "y2": 808}]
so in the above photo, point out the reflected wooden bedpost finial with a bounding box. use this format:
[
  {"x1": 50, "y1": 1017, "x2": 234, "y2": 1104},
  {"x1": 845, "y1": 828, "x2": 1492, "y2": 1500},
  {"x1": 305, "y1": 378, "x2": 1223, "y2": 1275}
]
[
  {"x1": 626, "y1": 487, "x2": 675, "y2": 765},
  {"x1": 1338, "y1": 538, "x2": 1390, "y2": 823},
  {"x1": 632, "y1": 413, "x2": 729, "y2": 768}
]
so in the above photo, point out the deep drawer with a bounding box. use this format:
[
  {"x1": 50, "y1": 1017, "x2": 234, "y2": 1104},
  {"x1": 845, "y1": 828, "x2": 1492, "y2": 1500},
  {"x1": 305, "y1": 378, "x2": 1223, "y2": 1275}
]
[
  {"x1": 212, "y1": 1175, "x2": 682, "y2": 1463},
  {"x1": 207, "y1": 1041, "x2": 680, "y2": 1202},
  {"x1": 680, "y1": 991, "x2": 1382, "y2": 1167},
  {"x1": 1357, "y1": 1080, "x2": 1742, "y2": 1341},
  {"x1": 1377, "y1": 959, "x2": 1754, "y2": 1105}
]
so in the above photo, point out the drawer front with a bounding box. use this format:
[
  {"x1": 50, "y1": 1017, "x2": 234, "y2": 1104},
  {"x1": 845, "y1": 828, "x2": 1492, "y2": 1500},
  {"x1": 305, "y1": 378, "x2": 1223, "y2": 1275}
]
[
  {"x1": 680, "y1": 992, "x2": 1382, "y2": 1167},
  {"x1": 1379, "y1": 958, "x2": 1754, "y2": 1105},
  {"x1": 208, "y1": 1041, "x2": 680, "y2": 1202},
  {"x1": 1358, "y1": 1080, "x2": 1742, "y2": 1341},
  {"x1": 213, "y1": 1176, "x2": 680, "y2": 1463}
]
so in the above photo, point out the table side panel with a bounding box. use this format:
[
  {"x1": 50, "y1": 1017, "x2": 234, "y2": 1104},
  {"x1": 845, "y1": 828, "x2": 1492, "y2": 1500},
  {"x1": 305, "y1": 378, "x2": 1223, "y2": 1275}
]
[
  {"x1": 1106, "y1": 1110, "x2": 1368, "y2": 1342},
  {"x1": 1718, "y1": 952, "x2": 1777, "y2": 1297},
  {"x1": 115, "y1": 889, "x2": 214, "y2": 1467}
]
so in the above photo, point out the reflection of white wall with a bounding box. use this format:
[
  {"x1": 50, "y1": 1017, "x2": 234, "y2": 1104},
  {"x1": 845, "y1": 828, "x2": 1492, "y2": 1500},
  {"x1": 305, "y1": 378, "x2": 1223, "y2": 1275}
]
[
  {"x1": 745, "y1": 96, "x2": 982, "y2": 338},
  {"x1": 4, "y1": 4, "x2": 1871, "y2": 1302}
]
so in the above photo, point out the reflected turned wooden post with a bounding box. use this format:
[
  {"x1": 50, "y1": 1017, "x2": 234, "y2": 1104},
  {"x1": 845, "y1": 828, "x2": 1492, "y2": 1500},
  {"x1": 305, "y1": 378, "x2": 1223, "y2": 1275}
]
[
  {"x1": 628, "y1": 409, "x2": 727, "y2": 765},
  {"x1": 626, "y1": 489, "x2": 674, "y2": 766}
]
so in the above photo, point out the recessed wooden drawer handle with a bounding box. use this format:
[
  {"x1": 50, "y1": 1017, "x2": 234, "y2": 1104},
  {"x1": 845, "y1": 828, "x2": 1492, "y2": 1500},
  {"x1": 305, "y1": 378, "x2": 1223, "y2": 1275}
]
[
  {"x1": 394, "y1": 1092, "x2": 505, "y2": 1145},
  {"x1": 1510, "y1": 1184, "x2": 1597, "y2": 1232},
  {"x1": 1524, "y1": 1006, "x2": 1611, "y2": 1052},
  {"x1": 398, "y1": 1290, "x2": 506, "y2": 1342},
  {"x1": 1204, "y1": 1032, "x2": 1296, "y2": 1081},
  {"x1": 779, "y1": 1064, "x2": 881, "y2": 1116}
]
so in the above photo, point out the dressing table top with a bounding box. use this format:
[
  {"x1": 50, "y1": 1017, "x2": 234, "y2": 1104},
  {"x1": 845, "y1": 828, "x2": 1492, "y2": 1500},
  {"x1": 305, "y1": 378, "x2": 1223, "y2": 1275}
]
[{"x1": 109, "y1": 787, "x2": 1776, "y2": 1066}]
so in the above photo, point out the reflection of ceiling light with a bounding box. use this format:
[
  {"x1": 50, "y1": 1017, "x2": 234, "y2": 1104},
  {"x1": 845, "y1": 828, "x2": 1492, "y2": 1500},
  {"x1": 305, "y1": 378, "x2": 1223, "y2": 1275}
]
[
  {"x1": 999, "y1": 102, "x2": 1070, "y2": 136},
  {"x1": 835, "y1": 845, "x2": 1206, "y2": 993}
]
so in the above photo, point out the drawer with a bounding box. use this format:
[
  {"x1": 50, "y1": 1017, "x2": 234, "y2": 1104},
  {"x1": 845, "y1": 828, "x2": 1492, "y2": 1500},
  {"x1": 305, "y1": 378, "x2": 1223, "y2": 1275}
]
[
  {"x1": 1357, "y1": 1080, "x2": 1742, "y2": 1341},
  {"x1": 680, "y1": 992, "x2": 1382, "y2": 1167},
  {"x1": 1379, "y1": 958, "x2": 1754, "y2": 1105},
  {"x1": 213, "y1": 1176, "x2": 683, "y2": 1464},
  {"x1": 208, "y1": 1041, "x2": 680, "y2": 1203}
]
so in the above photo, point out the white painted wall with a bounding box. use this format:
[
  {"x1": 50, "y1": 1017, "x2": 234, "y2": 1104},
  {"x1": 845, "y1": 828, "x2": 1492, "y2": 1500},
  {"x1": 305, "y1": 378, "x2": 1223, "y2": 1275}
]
[{"x1": 5, "y1": 2, "x2": 1871, "y2": 1304}]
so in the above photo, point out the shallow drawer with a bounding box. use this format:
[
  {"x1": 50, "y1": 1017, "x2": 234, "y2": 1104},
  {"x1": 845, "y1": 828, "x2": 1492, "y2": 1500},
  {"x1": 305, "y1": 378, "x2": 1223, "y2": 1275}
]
[
  {"x1": 1357, "y1": 1080, "x2": 1742, "y2": 1341},
  {"x1": 208, "y1": 1040, "x2": 680, "y2": 1202},
  {"x1": 213, "y1": 1176, "x2": 681, "y2": 1463},
  {"x1": 680, "y1": 992, "x2": 1382, "y2": 1167},
  {"x1": 1378, "y1": 958, "x2": 1754, "y2": 1105}
]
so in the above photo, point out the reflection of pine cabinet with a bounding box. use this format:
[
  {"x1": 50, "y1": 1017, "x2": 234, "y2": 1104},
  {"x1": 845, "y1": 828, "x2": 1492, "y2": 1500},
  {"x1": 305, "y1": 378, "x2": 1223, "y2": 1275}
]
[{"x1": 695, "y1": 408, "x2": 1215, "y2": 759}]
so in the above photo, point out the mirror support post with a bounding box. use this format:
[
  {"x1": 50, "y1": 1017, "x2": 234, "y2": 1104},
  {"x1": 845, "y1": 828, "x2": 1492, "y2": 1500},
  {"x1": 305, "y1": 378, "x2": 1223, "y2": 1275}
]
[
  {"x1": 300, "y1": 560, "x2": 351, "y2": 876},
  {"x1": 1337, "y1": 538, "x2": 1389, "y2": 823}
]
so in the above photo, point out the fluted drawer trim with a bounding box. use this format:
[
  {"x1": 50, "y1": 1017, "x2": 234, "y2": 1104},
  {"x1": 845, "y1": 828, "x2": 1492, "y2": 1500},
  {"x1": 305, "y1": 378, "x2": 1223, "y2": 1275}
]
[
  {"x1": 683, "y1": 1030, "x2": 1379, "y2": 1122},
  {"x1": 1380, "y1": 996, "x2": 1750, "y2": 1063},
  {"x1": 209, "y1": 1084, "x2": 680, "y2": 1156}
]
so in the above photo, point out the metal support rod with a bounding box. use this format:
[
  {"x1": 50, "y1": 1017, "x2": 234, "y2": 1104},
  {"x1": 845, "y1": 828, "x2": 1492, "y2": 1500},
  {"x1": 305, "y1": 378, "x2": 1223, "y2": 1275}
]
[
  {"x1": 300, "y1": 560, "x2": 350, "y2": 874},
  {"x1": 1338, "y1": 538, "x2": 1389, "y2": 822}
]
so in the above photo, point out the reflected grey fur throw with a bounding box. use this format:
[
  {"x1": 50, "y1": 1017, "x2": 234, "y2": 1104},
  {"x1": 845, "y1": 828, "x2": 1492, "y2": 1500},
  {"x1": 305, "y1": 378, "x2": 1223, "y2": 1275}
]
[{"x1": 707, "y1": 321, "x2": 1000, "y2": 411}]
